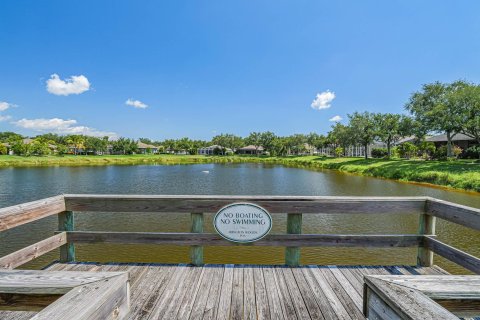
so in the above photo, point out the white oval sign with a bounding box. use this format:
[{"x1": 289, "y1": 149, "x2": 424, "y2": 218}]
[{"x1": 213, "y1": 203, "x2": 272, "y2": 243}]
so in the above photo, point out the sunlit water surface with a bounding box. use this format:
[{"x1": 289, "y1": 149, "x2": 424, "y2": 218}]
[{"x1": 0, "y1": 163, "x2": 478, "y2": 273}]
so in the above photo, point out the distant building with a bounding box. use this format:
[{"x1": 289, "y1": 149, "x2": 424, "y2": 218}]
[
  {"x1": 426, "y1": 133, "x2": 476, "y2": 150},
  {"x1": 237, "y1": 145, "x2": 264, "y2": 155},
  {"x1": 137, "y1": 142, "x2": 160, "y2": 154},
  {"x1": 198, "y1": 145, "x2": 232, "y2": 155}
]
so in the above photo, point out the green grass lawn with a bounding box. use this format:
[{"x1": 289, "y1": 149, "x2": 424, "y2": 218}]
[{"x1": 1, "y1": 154, "x2": 479, "y2": 192}]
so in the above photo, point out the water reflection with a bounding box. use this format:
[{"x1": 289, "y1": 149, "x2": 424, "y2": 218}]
[{"x1": 0, "y1": 163, "x2": 478, "y2": 273}]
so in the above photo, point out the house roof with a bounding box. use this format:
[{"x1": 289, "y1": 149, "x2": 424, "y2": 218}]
[
  {"x1": 199, "y1": 145, "x2": 223, "y2": 150},
  {"x1": 426, "y1": 133, "x2": 475, "y2": 142},
  {"x1": 238, "y1": 145, "x2": 264, "y2": 151},
  {"x1": 137, "y1": 142, "x2": 158, "y2": 149},
  {"x1": 396, "y1": 136, "x2": 417, "y2": 144}
]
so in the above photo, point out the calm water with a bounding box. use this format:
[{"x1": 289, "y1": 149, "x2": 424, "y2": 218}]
[{"x1": 0, "y1": 163, "x2": 479, "y2": 273}]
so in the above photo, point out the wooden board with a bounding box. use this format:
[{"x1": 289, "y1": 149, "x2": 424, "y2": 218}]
[
  {"x1": 426, "y1": 198, "x2": 480, "y2": 231},
  {"x1": 64, "y1": 194, "x2": 427, "y2": 214},
  {"x1": 0, "y1": 196, "x2": 65, "y2": 232},
  {"x1": 0, "y1": 269, "x2": 129, "y2": 320},
  {"x1": 0, "y1": 233, "x2": 67, "y2": 269},
  {"x1": 424, "y1": 236, "x2": 480, "y2": 274},
  {"x1": 65, "y1": 231, "x2": 423, "y2": 247}
]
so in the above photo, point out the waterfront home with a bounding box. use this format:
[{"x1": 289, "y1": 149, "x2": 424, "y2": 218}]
[
  {"x1": 198, "y1": 145, "x2": 232, "y2": 155},
  {"x1": 137, "y1": 141, "x2": 160, "y2": 154},
  {"x1": 3, "y1": 138, "x2": 57, "y2": 155},
  {"x1": 426, "y1": 133, "x2": 476, "y2": 150},
  {"x1": 237, "y1": 145, "x2": 264, "y2": 155}
]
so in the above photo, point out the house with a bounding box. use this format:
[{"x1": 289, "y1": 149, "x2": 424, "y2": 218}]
[
  {"x1": 237, "y1": 145, "x2": 264, "y2": 155},
  {"x1": 426, "y1": 133, "x2": 476, "y2": 150},
  {"x1": 198, "y1": 145, "x2": 232, "y2": 155},
  {"x1": 137, "y1": 142, "x2": 159, "y2": 154},
  {"x1": 4, "y1": 138, "x2": 57, "y2": 155}
]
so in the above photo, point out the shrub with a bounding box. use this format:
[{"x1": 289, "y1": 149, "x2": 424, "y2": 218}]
[
  {"x1": 334, "y1": 147, "x2": 344, "y2": 157},
  {"x1": 371, "y1": 148, "x2": 388, "y2": 158},
  {"x1": 418, "y1": 141, "x2": 436, "y2": 159},
  {"x1": 433, "y1": 145, "x2": 462, "y2": 160},
  {"x1": 0, "y1": 144, "x2": 7, "y2": 155},
  {"x1": 397, "y1": 142, "x2": 418, "y2": 159},
  {"x1": 461, "y1": 145, "x2": 480, "y2": 159}
]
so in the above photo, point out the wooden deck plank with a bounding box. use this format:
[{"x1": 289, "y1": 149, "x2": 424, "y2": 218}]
[
  {"x1": 336, "y1": 267, "x2": 364, "y2": 297},
  {"x1": 280, "y1": 267, "x2": 311, "y2": 319},
  {"x1": 262, "y1": 266, "x2": 286, "y2": 320},
  {"x1": 291, "y1": 267, "x2": 325, "y2": 320},
  {"x1": 128, "y1": 265, "x2": 176, "y2": 320},
  {"x1": 253, "y1": 266, "x2": 270, "y2": 320},
  {"x1": 176, "y1": 266, "x2": 206, "y2": 320},
  {"x1": 202, "y1": 265, "x2": 224, "y2": 320},
  {"x1": 155, "y1": 265, "x2": 198, "y2": 319},
  {"x1": 0, "y1": 311, "x2": 37, "y2": 320},
  {"x1": 230, "y1": 265, "x2": 244, "y2": 320},
  {"x1": 243, "y1": 266, "x2": 257, "y2": 320},
  {"x1": 308, "y1": 266, "x2": 353, "y2": 320},
  {"x1": 215, "y1": 264, "x2": 234, "y2": 320},
  {"x1": 189, "y1": 265, "x2": 216, "y2": 320},
  {"x1": 328, "y1": 266, "x2": 363, "y2": 312},
  {"x1": 273, "y1": 266, "x2": 298, "y2": 320},
  {"x1": 147, "y1": 264, "x2": 189, "y2": 320},
  {"x1": 301, "y1": 267, "x2": 338, "y2": 320},
  {"x1": 316, "y1": 267, "x2": 365, "y2": 319}
]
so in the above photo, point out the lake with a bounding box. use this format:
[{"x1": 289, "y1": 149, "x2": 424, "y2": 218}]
[{"x1": 0, "y1": 163, "x2": 479, "y2": 273}]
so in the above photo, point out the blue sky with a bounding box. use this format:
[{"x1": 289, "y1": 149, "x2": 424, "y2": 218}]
[{"x1": 1, "y1": 1, "x2": 480, "y2": 140}]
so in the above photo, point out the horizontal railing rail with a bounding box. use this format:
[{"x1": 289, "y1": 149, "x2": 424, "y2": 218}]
[
  {"x1": 63, "y1": 194, "x2": 428, "y2": 214},
  {"x1": 61, "y1": 231, "x2": 424, "y2": 247},
  {"x1": 0, "y1": 194, "x2": 479, "y2": 271}
]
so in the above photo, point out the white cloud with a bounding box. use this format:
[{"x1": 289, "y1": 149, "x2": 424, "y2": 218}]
[
  {"x1": 14, "y1": 118, "x2": 117, "y2": 138},
  {"x1": 125, "y1": 98, "x2": 148, "y2": 109},
  {"x1": 0, "y1": 101, "x2": 15, "y2": 111},
  {"x1": 329, "y1": 115, "x2": 343, "y2": 122},
  {"x1": 311, "y1": 90, "x2": 335, "y2": 110},
  {"x1": 0, "y1": 115, "x2": 11, "y2": 122},
  {"x1": 46, "y1": 74, "x2": 91, "y2": 96}
]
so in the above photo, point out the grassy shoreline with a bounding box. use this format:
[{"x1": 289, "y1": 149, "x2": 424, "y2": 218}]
[{"x1": 1, "y1": 155, "x2": 479, "y2": 193}]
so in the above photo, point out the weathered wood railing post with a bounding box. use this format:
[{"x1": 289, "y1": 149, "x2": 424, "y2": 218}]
[
  {"x1": 190, "y1": 212, "x2": 204, "y2": 265},
  {"x1": 285, "y1": 213, "x2": 302, "y2": 266},
  {"x1": 417, "y1": 210, "x2": 436, "y2": 267},
  {"x1": 58, "y1": 211, "x2": 75, "y2": 262}
]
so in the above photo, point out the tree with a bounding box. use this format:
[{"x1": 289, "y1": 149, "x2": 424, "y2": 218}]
[
  {"x1": 30, "y1": 140, "x2": 51, "y2": 156},
  {"x1": 454, "y1": 82, "x2": 480, "y2": 158},
  {"x1": 328, "y1": 123, "x2": 352, "y2": 156},
  {"x1": 66, "y1": 135, "x2": 85, "y2": 155},
  {"x1": 0, "y1": 144, "x2": 7, "y2": 155},
  {"x1": 112, "y1": 138, "x2": 136, "y2": 155},
  {"x1": 245, "y1": 132, "x2": 262, "y2": 155},
  {"x1": 286, "y1": 134, "x2": 307, "y2": 155},
  {"x1": 177, "y1": 137, "x2": 192, "y2": 154},
  {"x1": 348, "y1": 111, "x2": 376, "y2": 159},
  {"x1": 259, "y1": 132, "x2": 276, "y2": 155},
  {"x1": 374, "y1": 113, "x2": 411, "y2": 158},
  {"x1": 405, "y1": 81, "x2": 467, "y2": 157},
  {"x1": 307, "y1": 133, "x2": 327, "y2": 151},
  {"x1": 0, "y1": 132, "x2": 23, "y2": 142}
]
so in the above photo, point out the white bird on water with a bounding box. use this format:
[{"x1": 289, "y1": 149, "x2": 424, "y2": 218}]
[{"x1": 202, "y1": 170, "x2": 210, "y2": 173}]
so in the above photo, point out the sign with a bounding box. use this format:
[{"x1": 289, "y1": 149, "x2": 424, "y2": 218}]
[{"x1": 213, "y1": 203, "x2": 272, "y2": 243}]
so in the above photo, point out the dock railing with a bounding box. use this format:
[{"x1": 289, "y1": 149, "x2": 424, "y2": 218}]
[{"x1": 0, "y1": 195, "x2": 479, "y2": 271}]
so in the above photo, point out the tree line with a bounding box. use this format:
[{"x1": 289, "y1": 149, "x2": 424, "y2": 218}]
[{"x1": 1, "y1": 80, "x2": 479, "y2": 159}]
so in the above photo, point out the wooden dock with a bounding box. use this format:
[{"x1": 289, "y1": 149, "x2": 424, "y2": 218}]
[
  {"x1": 0, "y1": 262, "x2": 448, "y2": 320},
  {"x1": 1, "y1": 195, "x2": 480, "y2": 319}
]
